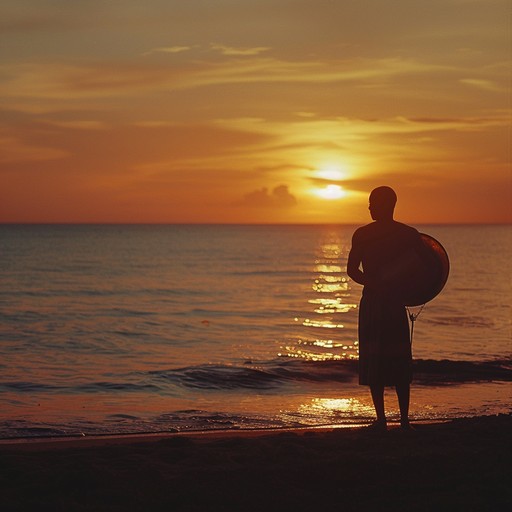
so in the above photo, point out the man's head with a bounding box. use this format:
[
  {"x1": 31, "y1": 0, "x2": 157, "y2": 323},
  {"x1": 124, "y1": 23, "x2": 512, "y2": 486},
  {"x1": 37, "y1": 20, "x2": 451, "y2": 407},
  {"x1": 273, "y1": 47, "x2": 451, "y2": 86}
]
[{"x1": 369, "y1": 186, "x2": 397, "y2": 221}]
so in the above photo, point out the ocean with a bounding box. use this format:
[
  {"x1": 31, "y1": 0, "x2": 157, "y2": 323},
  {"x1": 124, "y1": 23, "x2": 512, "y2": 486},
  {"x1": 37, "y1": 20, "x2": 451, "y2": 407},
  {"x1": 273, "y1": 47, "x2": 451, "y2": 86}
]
[{"x1": 0, "y1": 224, "x2": 510, "y2": 439}]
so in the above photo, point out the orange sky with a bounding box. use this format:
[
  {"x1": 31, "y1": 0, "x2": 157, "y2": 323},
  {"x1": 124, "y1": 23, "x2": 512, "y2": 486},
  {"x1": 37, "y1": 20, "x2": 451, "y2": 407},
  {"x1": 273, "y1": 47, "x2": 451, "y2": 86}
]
[{"x1": 0, "y1": 0, "x2": 510, "y2": 224}]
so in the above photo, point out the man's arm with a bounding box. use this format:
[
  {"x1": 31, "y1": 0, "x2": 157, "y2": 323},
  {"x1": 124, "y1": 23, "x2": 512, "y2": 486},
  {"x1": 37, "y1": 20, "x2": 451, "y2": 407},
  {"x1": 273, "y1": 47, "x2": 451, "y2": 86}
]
[{"x1": 347, "y1": 232, "x2": 367, "y2": 286}]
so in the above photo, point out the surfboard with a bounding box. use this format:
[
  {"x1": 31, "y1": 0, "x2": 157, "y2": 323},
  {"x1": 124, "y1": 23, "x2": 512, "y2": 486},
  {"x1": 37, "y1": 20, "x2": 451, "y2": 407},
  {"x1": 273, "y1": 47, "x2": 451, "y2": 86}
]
[
  {"x1": 379, "y1": 233, "x2": 450, "y2": 307},
  {"x1": 415, "y1": 233, "x2": 450, "y2": 304}
]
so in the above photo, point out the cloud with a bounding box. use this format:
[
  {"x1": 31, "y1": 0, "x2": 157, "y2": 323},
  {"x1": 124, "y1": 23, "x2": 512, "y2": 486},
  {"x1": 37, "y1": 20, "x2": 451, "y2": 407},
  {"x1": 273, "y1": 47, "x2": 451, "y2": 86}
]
[
  {"x1": 399, "y1": 116, "x2": 510, "y2": 135},
  {"x1": 460, "y1": 78, "x2": 504, "y2": 92},
  {"x1": 40, "y1": 120, "x2": 109, "y2": 130},
  {"x1": 0, "y1": 55, "x2": 444, "y2": 106},
  {"x1": 210, "y1": 44, "x2": 271, "y2": 56},
  {"x1": 143, "y1": 46, "x2": 194, "y2": 56},
  {"x1": 174, "y1": 56, "x2": 445, "y2": 91},
  {"x1": 240, "y1": 185, "x2": 297, "y2": 208},
  {"x1": 0, "y1": 62, "x2": 182, "y2": 102},
  {"x1": 215, "y1": 114, "x2": 511, "y2": 154},
  {"x1": 143, "y1": 43, "x2": 270, "y2": 59},
  {"x1": 0, "y1": 135, "x2": 68, "y2": 163}
]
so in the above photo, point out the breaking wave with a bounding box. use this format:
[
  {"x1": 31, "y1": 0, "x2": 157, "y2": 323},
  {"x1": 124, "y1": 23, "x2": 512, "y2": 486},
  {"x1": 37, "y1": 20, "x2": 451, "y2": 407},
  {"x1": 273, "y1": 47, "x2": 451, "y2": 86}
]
[
  {"x1": 1, "y1": 358, "x2": 510, "y2": 396},
  {"x1": 149, "y1": 358, "x2": 511, "y2": 390}
]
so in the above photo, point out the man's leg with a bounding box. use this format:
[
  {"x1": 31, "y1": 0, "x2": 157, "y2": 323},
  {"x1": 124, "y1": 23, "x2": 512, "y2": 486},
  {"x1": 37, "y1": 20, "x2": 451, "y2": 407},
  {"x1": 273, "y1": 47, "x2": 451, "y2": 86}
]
[
  {"x1": 396, "y1": 383, "x2": 411, "y2": 428},
  {"x1": 370, "y1": 384, "x2": 386, "y2": 424}
]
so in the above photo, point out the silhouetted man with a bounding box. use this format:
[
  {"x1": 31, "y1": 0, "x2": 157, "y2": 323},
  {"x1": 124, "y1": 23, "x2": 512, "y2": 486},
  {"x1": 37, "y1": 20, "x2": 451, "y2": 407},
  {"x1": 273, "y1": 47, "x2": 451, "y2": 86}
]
[{"x1": 347, "y1": 186, "x2": 422, "y2": 431}]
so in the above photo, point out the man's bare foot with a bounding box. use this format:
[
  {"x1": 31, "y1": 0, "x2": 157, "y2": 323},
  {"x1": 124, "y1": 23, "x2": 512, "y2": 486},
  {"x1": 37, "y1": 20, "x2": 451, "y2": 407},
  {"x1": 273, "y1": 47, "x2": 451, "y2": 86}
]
[{"x1": 366, "y1": 420, "x2": 387, "y2": 432}]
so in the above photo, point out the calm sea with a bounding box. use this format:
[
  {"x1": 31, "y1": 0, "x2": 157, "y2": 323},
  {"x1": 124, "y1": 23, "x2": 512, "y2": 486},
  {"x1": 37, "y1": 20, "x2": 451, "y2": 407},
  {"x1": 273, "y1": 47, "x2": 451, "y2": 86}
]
[{"x1": 0, "y1": 224, "x2": 510, "y2": 439}]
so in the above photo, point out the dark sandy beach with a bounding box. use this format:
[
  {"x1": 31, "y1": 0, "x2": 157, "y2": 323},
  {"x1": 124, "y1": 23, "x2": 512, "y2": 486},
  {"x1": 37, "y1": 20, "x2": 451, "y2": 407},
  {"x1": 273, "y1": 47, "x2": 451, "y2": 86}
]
[{"x1": 1, "y1": 414, "x2": 510, "y2": 512}]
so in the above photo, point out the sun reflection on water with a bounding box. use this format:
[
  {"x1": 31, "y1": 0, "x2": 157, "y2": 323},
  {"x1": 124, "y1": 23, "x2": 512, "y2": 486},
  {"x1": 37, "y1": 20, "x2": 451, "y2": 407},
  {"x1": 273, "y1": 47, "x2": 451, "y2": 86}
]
[
  {"x1": 315, "y1": 264, "x2": 342, "y2": 273},
  {"x1": 308, "y1": 298, "x2": 357, "y2": 314},
  {"x1": 297, "y1": 397, "x2": 374, "y2": 421},
  {"x1": 280, "y1": 230, "x2": 360, "y2": 361},
  {"x1": 302, "y1": 318, "x2": 344, "y2": 329}
]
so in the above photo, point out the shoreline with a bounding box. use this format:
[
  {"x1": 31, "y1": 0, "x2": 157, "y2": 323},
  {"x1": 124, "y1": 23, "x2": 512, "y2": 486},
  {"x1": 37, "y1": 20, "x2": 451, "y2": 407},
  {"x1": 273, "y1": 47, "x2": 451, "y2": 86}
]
[
  {"x1": 0, "y1": 419, "x2": 454, "y2": 450},
  {"x1": 1, "y1": 414, "x2": 510, "y2": 511}
]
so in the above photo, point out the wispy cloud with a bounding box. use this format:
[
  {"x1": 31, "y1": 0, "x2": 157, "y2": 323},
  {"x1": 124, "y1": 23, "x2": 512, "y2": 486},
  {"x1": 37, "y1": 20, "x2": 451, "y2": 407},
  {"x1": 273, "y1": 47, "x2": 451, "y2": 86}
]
[
  {"x1": 143, "y1": 46, "x2": 194, "y2": 56},
  {"x1": 40, "y1": 120, "x2": 109, "y2": 130},
  {"x1": 0, "y1": 62, "x2": 176, "y2": 101},
  {"x1": 0, "y1": 56, "x2": 447, "y2": 104},
  {"x1": 210, "y1": 43, "x2": 271, "y2": 56},
  {"x1": 214, "y1": 114, "x2": 511, "y2": 149},
  {"x1": 143, "y1": 43, "x2": 270, "y2": 58},
  {"x1": 460, "y1": 78, "x2": 505, "y2": 92},
  {"x1": 174, "y1": 57, "x2": 445, "y2": 90},
  {"x1": 0, "y1": 135, "x2": 68, "y2": 163}
]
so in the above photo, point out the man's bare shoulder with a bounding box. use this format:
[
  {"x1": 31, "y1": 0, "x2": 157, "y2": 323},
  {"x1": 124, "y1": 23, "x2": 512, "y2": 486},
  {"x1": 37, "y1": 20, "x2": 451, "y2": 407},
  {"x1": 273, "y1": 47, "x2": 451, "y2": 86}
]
[
  {"x1": 351, "y1": 223, "x2": 373, "y2": 244},
  {"x1": 352, "y1": 221, "x2": 419, "y2": 243},
  {"x1": 393, "y1": 221, "x2": 420, "y2": 236}
]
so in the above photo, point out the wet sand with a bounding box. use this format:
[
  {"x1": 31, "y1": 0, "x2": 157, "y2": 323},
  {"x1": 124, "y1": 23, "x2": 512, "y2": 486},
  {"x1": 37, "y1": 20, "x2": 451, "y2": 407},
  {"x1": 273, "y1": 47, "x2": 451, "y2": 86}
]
[{"x1": 1, "y1": 414, "x2": 510, "y2": 511}]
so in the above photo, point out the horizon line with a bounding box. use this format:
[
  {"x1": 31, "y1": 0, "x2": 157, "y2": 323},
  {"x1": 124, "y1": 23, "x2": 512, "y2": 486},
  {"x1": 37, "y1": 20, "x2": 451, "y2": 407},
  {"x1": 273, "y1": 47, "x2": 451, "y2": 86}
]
[{"x1": 1, "y1": 221, "x2": 510, "y2": 227}]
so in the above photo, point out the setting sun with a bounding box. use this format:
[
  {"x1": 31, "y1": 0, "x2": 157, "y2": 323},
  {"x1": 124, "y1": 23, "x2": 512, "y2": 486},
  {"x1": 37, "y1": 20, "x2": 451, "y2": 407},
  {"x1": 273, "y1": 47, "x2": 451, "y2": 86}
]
[{"x1": 315, "y1": 184, "x2": 347, "y2": 200}]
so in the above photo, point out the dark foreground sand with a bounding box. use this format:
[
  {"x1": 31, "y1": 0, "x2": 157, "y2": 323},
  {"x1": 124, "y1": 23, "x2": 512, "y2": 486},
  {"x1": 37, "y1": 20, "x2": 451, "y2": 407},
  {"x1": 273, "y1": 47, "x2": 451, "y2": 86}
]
[{"x1": 0, "y1": 415, "x2": 510, "y2": 512}]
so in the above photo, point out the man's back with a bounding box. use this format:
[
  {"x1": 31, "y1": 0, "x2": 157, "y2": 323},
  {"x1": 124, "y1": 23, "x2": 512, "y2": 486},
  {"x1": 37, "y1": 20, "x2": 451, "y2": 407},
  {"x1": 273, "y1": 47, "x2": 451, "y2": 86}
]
[{"x1": 352, "y1": 220, "x2": 421, "y2": 292}]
